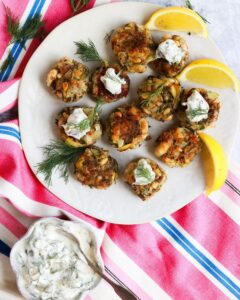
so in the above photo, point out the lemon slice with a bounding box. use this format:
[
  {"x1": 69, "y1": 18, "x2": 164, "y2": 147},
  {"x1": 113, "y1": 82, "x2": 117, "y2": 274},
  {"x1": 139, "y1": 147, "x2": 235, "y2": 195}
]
[
  {"x1": 145, "y1": 6, "x2": 208, "y2": 38},
  {"x1": 198, "y1": 132, "x2": 228, "y2": 195},
  {"x1": 177, "y1": 59, "x2": 240, "y2": 92}
]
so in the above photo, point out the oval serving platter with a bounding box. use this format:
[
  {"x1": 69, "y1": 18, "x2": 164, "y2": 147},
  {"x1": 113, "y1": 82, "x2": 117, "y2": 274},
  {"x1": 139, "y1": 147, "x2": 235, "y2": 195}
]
[{"x1": 19, "y1": 2, "x2": 239, "y2": 224}]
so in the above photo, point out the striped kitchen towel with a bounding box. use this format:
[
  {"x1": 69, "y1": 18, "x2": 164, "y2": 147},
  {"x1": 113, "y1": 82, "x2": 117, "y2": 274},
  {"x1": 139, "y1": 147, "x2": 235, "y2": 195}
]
[{"x1": 0, "y1": 0, "x2": 240, "y2": 299}]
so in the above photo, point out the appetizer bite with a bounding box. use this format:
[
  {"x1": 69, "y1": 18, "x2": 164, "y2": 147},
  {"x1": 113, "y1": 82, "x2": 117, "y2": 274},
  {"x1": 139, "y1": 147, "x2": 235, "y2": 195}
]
[
  {"x1": 46, "y1": 57, "x2": 89, "y2": 102},
  {"x1": 74, "y1": 146, "x2": 118, "y2": 189},
  {"x1": 111, "y1": 22, "x2": 155, "y2": 73},
  {"x1": 56, "y1": 106, "x2": 102, "y2": 147},
  {"x1": 150, "y1": 34, "x2": 188, "y2": 77},
  {"x1": 155, "y1": 127, "x2": 202, "y2": 167},
  {"x1": 106, "y1": 105, "x2": 149, "y2": 151},
  {"x1": 177, "y1": 88, "x2": 221, "y2": 131},
  {"x1": 123, "y1": 158, "x2": 167, "y2": 200},
  {"x1": 90, "y1": 61, "x2": 130, "y2": 103},
  {"x1": 137, "y1": 76, "x2": 182, "y2": 121}
]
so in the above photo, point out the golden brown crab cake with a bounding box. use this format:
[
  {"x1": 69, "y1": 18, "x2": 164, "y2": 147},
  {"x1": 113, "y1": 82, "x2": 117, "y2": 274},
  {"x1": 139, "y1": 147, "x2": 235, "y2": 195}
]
[
  {"x1": 46, "y1": 57, "x2": 89, "y2": 103},
  {"x1": 56, "y1": 106, "x2": 102, "y2": 148},
  {"x1": 150, "y1": 35, "x2": 189, "y2": 77},
  {"x1": 155, "y1": 127, "x2": 202, "y2": 167},
  {"x1": 111, "y1": 22, "x2": 156, "y2": 73},
  {"x1": 90, "y1": 62, "x2": 130, "y2": 103},
  {"x1": 106, "y1": 105, "x2": 149, "y2": 151},
  {"x1": 177, "y1": 88, "x2": 221, "y2": 131},
  {"x1": 137, "y1": 76, "x2": 182, "y2": 121},
  {"x1": 123, "y1": 158, "x2": 167, "y2": 200},
  {"x1": 74, "y1": 146, "x2": 118, "y2": 189}
]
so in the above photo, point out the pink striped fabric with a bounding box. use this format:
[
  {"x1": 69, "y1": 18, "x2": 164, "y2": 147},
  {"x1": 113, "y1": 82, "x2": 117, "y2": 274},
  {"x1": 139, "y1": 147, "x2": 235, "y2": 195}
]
[{"x1": 0, "y1": 1, "x2": 240, "y2": 300}]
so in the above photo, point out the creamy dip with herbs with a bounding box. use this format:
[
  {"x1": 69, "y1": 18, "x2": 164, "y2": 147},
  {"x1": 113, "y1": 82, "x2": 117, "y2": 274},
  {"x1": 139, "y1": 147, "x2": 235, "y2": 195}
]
[
  {"x1": 62, "y1": 108, "x2": 91, "y2": 140},
  {"x1": 10, "y1": 218, "x2": 101, "y2": 300},
  {"x1": 134, "y1": 159, "x2": 155, "y2": 185},
  {"x1": 100, "y1": 68, "x2": 126, "y2": 94},
  {"x1": 156, "y1": 39, "x2": 185, "y2": 65},
  {"x1": 183, "y1": 90, "x2": 209, "y2": 122}
]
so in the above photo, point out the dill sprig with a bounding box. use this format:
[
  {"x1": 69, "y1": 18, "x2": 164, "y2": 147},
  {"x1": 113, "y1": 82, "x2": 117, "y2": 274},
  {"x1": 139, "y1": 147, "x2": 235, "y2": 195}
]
[
  {"x1": 140, "y1": 84, "x2": 164, "y2": 108},
  {"x1": 36, "y1": 140, "x2": 84, "y2": 186},
  {"x1": 0, "y1": 52, "x2": 14, "y2": 72},
  {"x1": 69, "y1": 99, "x2": 103, "y2": 132},
  {"x1": 186, "y1": 108, "x2": 208, "y2": 120},
  {"x1": 69, "y1": 0, "x2": 90, "y2": 15},
  {"x1": 104, "y1": 29, "x2": 114, "y2": 43},
  {"x1": 75, "y1": 39, "x2": 102, "y2": 62},
  {"x1": 185, "y1": 0, "x2": 210, "y2": 24},
  {"x1": 4, "y1": 5, "x2": 45, "y2": 49},
  {"x1": 135, "y1": 163, "x2": 154, "y2": 183}
]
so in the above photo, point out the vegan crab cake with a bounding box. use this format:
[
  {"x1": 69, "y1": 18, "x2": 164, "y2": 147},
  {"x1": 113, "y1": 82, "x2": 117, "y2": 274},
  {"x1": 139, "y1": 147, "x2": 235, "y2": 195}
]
[
  {"x1": 111, "y1": 22, "x2": 156, "y2": 73},
  {"x1": 138, "y1": 76, "x2": 182, "y2": 121},
  {"x1": 90, "y1": 62, "x2": 130, "y2": 103},
  {"x1": 150, "y1": 34, "x2": 189, "y2": 77},
  {"x1": 46, "y1": 57, "x2": 89, "y2": 103},
  {"x1": 177, "y1": 88, "x2": 221, "y2": 131},
  {"x1": 74, "y1": 146, "x2": 118, "y2": 189},
  {"x1": 56, "y1": 106, "x2": 102, "y2": 148},
  {"x1": 155, "y1": 127, "x2": 202, "y2": 167},
  {"x1": 106, "y1": 105, "x2": 149, "y2": 151},
  {"x1": 123, "y1": 158, "x2": 167, "y2": 200}
]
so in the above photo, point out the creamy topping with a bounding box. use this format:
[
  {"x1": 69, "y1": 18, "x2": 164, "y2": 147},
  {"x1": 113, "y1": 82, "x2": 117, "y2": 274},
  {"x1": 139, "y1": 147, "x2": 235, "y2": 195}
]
[
  {"x1": 62, "y1": 108, "x2": 91, "y2": 140},
  {"x1": 183, "y1": 90, "x2": 209, "y2": 122},
  {"x1": 100, "y1": 68, "x2": 126, "y2": 94},
  {"x1": 11, "y1": 218, "x2": 101, "y2": 300},
  {"x1": 134, "y1": 159, "x2": 156, "y2": 186},
  {"x1": 156, "y1": 39, "x2": 185, "y2": 65}
]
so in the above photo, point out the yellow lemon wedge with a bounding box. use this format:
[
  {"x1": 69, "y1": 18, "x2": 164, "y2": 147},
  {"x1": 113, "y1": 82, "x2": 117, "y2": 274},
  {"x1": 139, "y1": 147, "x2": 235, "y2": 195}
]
[
  {"x1": 198, "y1": 132, "x2": 228, "y2": 195},
  {"x1": 177, "y1": 59, "x2": 240, "y2": 92},
  {"x1": 145, "y1": 6, "x2": 208, "y2": 38}
]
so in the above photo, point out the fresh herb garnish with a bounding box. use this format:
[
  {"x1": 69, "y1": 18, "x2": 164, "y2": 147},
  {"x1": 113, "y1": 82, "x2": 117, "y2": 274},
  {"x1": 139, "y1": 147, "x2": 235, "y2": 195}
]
[
  {"x1": 140, "y1": 84, "x2": 164, "y2": 108},
  {"x1": 135, "y1": 161, "x2": 155, "y2": 183},
  {"x1": 187, "y1": 108, "x2": 208, "y2": 120},
  {"x1": 75, "y1": 39, "x2": 102, "y2": 62},
  {"x1": 36, "y1": 140, "x2": 84, "y2": 185},
  {"x1": 4, "y1": 5, "x2": 45, "y2": 49},
  {"x1": 104, "y1": 29, "x2": 114, "y2": 43},
  {"x1": 69, "y1": 0, "x2": 90, "y2": 15},
  {"x1": 69, "y1": 99, "x2": 103, "y2": 131},
  {"x1": 0, "y1": 52, "x2": 14, "y2": 72},
  {"x1": 185, "y1": 0, "x2": 210, "y2": 23}
]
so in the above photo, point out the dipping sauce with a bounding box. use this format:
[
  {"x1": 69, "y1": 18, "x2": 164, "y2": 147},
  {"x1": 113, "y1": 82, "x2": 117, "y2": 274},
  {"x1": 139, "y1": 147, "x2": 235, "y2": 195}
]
[{"x1": 10, "y1": 218, "x2": 101, "y2": 300}]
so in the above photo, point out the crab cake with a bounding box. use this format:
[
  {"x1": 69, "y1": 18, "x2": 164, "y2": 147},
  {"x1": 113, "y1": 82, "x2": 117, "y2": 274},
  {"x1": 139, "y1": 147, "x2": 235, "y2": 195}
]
[
  {"x1": 150, "y1": 35, "x2": 188, "y2": 77},
  {"x1": 138, "y1": 76, "x2": 182, "y2": 121},
  {"x1": 123, "y1": 158, "x2": 167, "y2": 200},
  {"x1": 74, "y1": 146, "x2": 118, "y2": 189},
  {"x1": 106, "y1": 105, "x2": 149, "y2": 151},
  {"x1": 177, "y1": 88, "x2": 221, "y2": 131},
  {"x1": 90, "y1": 62, "x2": 130, "y2": 103},
  {"x1": 155, "y1": 127, "x2": 202, "y2": 167},
  {"x1": 111, "y1": 22, "x2": 155, "y2": 73},
  {"x1": 56, "y1": 106, "x2": 102, "y2": 148},
  {"x1": 46, "y1": 57, "x2": 89, "y2": 102}
]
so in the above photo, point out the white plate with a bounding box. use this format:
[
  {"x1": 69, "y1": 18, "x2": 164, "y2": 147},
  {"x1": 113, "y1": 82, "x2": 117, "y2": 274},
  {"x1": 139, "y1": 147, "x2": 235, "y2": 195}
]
[{"x1": 19, "y1": 2, "x2": 240, "y2": 224}]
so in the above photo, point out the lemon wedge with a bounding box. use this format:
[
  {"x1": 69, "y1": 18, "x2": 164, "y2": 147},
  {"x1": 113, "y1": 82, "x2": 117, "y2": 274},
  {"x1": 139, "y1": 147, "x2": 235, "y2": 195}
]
[
  {"x1": 198, "y1": 132, "x2": 228, "y2": 195},
  {"x1": 145, "y1": 6, "x2": 208, "y2": 38},
  {"x1": 177, "y1": 59, "x2": 240, "y2": 92}
]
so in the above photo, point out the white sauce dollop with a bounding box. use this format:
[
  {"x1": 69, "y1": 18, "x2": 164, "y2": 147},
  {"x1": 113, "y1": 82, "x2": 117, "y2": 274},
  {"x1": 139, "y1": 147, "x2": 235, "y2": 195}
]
[
  {"x1": 10, "y1": 218, "x2": 101, "y2": 300},
  {"x1": 100, "y1": 68, "x2": 126, "y2": 95},
  {"x1": 134, "y1": 159, "x2": 156, "y2": 186},
  {"x1": 156, "y1": 39, "x2": 185, "y2": 65},
  {"x1": 62, "y1": 108, "x2": 90, "y2": 140},
  {"x1": 183, "y1": 90, "x2": 209, "y2": 122}
]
